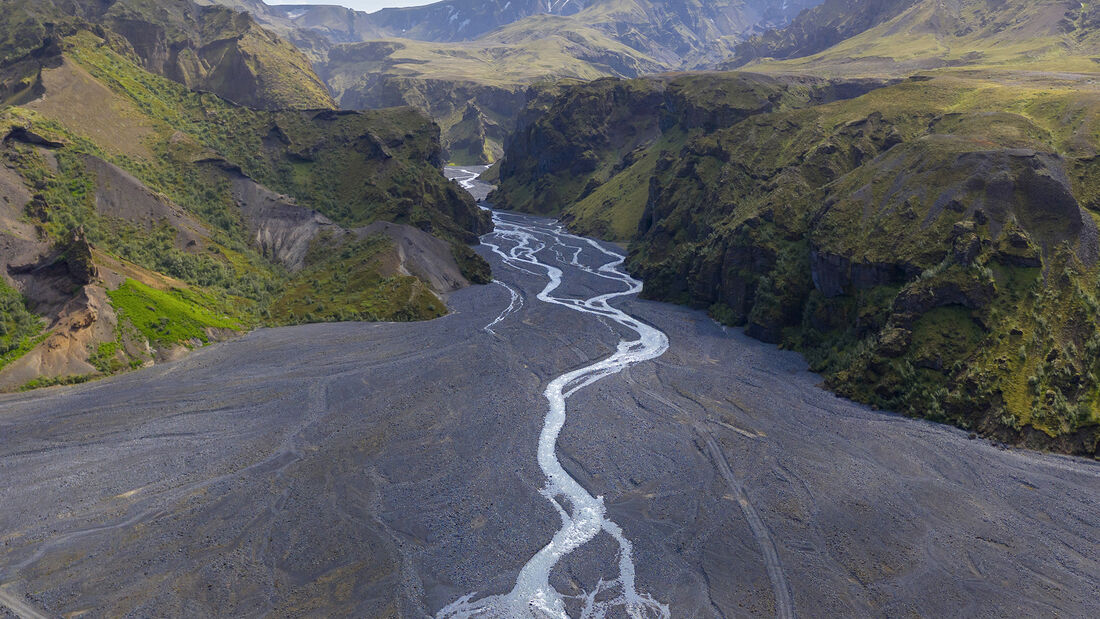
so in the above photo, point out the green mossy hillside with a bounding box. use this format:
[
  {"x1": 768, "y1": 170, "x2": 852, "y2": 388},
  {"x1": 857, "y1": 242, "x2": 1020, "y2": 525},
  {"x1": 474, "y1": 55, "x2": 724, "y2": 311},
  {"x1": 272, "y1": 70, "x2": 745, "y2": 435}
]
[
  {"x1": 634, "y1": 74, "x2": 1100, "y2": 455},
  {"x1": 0, "y1": 26, "x2": 490, "y2": 389},
  {"x1": 451, "y1": 242, "x2": 494, "y2": 285},
  {"x1": 494, "y1": 70, "x2": 1100, "y2": 455},
  {"x1": 57, "y1": 31, "x2": 489, "y2": 242},
  {"x1": 491, "y1": 72, "x2": 885, "y2": 240},
  {"x1": 3, "y1": 28, "x2": 488, "y2": 272},
  {"x1": 0, "y1": 280, "x2": 46, "y2": 372}
]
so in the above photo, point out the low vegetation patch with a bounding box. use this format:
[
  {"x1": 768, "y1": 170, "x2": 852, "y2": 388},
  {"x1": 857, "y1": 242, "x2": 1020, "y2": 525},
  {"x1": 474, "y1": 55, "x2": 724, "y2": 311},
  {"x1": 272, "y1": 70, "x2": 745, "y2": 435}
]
[
  {"x1": 106, "y1": 279, "x2": 241, "y2": 347},
  {"x1": 19, "y1": 374, "x2": 93, "y2": 391},
  {"x1": 0, "y1": 281, "x2": 45, "y2": 372}
]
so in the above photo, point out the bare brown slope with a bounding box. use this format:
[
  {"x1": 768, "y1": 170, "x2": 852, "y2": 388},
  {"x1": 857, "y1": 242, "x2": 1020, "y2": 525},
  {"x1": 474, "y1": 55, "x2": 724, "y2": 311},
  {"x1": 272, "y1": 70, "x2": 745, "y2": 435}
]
[
  {"x1": 24, "y1": 58, "x2": 154, "y2": 159},
  {"x1": 86, "y1": 156, "x2": 211, "y2": 250}
]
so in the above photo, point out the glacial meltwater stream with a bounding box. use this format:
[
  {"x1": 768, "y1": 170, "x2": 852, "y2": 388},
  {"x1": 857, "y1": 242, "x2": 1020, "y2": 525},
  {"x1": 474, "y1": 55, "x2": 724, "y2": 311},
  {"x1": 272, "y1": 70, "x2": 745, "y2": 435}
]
[{"x1": 438, "y1": 211, "x2": 670, "y2": 618}]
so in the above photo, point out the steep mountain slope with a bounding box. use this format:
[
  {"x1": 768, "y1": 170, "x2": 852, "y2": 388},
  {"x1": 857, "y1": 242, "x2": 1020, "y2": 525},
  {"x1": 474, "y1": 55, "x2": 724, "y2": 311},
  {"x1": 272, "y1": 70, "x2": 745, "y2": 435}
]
[
  {"x1": 207, "y1": 0, "x2": 824, "y2": 163},
  {"x1": 227, "y1": 0, "x2": 821, "y2": 56},
  {"x1": 320, "y1": 19, "x2": 665, "y2": 162},
  {"x1": 361, "y1": 0, "x2": 581, "y2": 42},
  {"x1": 568, "y1": 0, "x2": 821, "y2": 67},
  {"x1": 489, "y1": 68, "x2": 1100, "y2": 456},
  {"x1": 492, "y1": 72, "x2": 885, "y2": 233},
  {"x1": 2, "y1": 0, "x2": 335, "y2": 109},
  {"x1": 0, "y1": 24, "x2": 490, "y2": 390},
  {"x1": 727, "y1": 0, "x2": 1099, "y2": 75},
  {"x1": 195, "y1": 0, "x2": 388, "y2": 60},
  {"x1": 728, "y1": 0, "x2": 919, "y2": 66}
]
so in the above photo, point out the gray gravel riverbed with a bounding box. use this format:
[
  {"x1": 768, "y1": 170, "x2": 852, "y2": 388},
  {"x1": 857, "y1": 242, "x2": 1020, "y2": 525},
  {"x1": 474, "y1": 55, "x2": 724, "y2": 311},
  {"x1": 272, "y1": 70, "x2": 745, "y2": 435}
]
[{"x1": 0, "y1": 206, "x2": 1098, "y2": 617}]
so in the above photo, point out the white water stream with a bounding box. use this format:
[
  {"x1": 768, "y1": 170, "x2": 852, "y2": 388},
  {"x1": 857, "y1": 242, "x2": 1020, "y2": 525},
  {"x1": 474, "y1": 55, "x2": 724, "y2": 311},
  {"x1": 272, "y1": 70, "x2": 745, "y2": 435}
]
[
  {"x1": 438, "y1": 212, "x2": 670, "y2": 618},
  {"x1": 449, "y1": 167, "x2": 483, "y2": 190}
]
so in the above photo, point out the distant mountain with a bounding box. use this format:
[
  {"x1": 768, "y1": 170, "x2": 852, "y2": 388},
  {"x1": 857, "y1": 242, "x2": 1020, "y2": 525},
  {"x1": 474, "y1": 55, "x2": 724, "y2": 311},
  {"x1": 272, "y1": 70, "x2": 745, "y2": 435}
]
[
  {"x1": 206, "y1": 0, "x2": 824, "y2": 162},
  {"x1": 725, "y1": 0, "x2": 1099, "y2": 75},
  {"x1": 198, "y1": 0, "x2": 389, "y2": 56},
  {"x1": 488, "y1": 66, "x2": 1100, "y2": 455},
  {"x1": 350, "y1": 0, "x2": 823, "y2": 65},
  {"x1": 727, "y1": 0, "x2": 918, "y2": 66},
  {"x1": 234, "y1": 0, "x2": 820, "y2": 56},
  {"x1": 363, "y1": 0, "x2": 583, "y2": 43}
]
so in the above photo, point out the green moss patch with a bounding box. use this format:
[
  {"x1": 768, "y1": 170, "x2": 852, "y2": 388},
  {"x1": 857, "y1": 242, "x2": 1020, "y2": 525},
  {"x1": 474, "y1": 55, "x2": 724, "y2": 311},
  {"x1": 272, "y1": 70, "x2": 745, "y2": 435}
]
[
  {"x1": 0, "y1": 281, "x2": 46, "y2": 372},
  {"x1": 107, "y1": 279, "x2": 241, "y2": 347}
]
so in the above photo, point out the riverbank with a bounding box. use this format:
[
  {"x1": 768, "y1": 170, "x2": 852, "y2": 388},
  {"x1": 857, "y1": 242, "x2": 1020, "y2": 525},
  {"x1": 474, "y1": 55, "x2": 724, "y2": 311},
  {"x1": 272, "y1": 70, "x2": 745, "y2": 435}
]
[{"x1": 0, "y1": 212, "x2": 1097, "y2": 617}]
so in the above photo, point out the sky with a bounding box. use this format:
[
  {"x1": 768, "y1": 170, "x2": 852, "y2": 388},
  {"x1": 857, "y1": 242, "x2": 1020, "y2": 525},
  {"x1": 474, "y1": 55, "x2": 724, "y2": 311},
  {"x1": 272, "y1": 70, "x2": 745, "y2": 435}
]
[{"x1": 268, "y1": 0, "x2": 438, "y2": 13}]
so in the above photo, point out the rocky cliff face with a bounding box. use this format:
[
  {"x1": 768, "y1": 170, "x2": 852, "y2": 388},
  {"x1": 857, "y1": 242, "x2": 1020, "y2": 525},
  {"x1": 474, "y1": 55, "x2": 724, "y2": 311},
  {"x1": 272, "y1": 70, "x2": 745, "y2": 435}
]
[
  {"x1": 491, "y1": 71, "x2": 1100, "y2": 455},
  {"x1": 321, "y1": 43, "x2": 534, "y2": 163},
  {"x1": 237, "y1": 106, "x2": 492, "y2": 243},
  {"x1": 492, "y1": 73, "x2": 884, "y2": 225}
]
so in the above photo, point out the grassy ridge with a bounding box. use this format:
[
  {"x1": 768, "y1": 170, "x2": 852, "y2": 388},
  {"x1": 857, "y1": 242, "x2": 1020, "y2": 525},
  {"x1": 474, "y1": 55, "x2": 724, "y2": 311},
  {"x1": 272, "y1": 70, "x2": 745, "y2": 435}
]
[
  {"x1": 58, "y1": 32, "x2": 486, "y2": 241},
  {"x1": 492, "y1": 73, "x2": 880, "y2": 239},
  {"x1": 643, "y1": 74, "x2": 1100, "y2": 452},
  {"x1": 733, "y1": 0, "x2": 1100, "y2": 77}
]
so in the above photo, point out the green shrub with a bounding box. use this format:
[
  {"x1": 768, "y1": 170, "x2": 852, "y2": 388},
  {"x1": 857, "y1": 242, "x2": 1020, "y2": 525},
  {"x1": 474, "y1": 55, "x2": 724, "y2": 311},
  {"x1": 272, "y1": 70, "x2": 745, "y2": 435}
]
[{"x1": 0, "y1": 282, "x2": 45, "y2": 371}]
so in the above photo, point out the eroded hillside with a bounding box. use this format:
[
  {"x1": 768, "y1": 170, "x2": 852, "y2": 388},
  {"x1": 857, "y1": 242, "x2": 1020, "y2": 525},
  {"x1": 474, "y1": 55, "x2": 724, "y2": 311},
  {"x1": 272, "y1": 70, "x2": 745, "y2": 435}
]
[
  {"x1": 0, "y1": 25, "x2": 490, "y2": 391},
  {"x1": 728, "y1": 0, "x2": 1099, "y2": 76},
  {"x1": 489, "y1": 69, "x2": 1100, "y2": 456}
]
